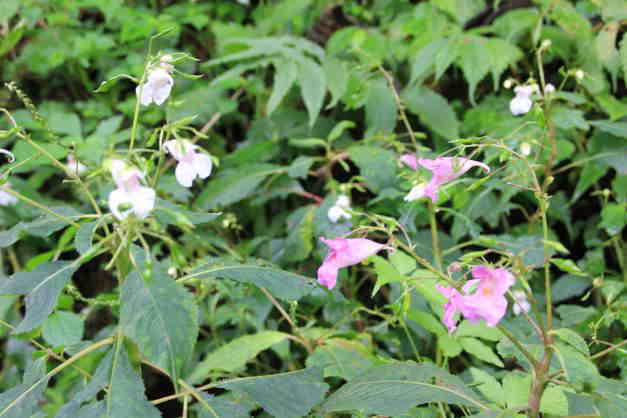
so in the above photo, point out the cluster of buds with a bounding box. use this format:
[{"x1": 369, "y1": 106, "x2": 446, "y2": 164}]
[{"x1": 327, "y1": 194, "x2": 352, "y2": 223}]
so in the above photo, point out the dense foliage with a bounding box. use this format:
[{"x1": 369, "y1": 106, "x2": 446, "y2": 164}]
[{"x1": 0, "y1": 0, "x2": 626, "y2": 417}]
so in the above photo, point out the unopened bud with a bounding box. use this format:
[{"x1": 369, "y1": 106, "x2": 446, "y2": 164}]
[
  {"x1": 544, "y1": 83, "x2": 555, "y2": 94},
  {"x1": 546, "y1": 176, "x2": 554, "y2": 185},
  {"x1": 168, "y1": 267, "x2": 177, "y2": 277},
  {"x1": 503, "y1": 79, "x2": 513, "y2": 89},
  {"x1": 520, "y1": 142, "x2": 532, "y2": 156},
  {"x1": 602, "y1": 189, "x2": 610, "y2": 198},
  {"x1": 575, "y1": 69, "x2": 584, "y2": 81},
  {"x1": 593, "y1": 277, "x2": 603, "y2": 288},
  {"x1": 160, "y1": 54, "x2": 173, "y2": 63},
  {"x1": 541, "y1": 39, "x2": 552, "y2": 49}
]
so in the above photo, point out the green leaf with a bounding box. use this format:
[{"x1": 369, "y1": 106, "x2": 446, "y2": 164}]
[
  {"x1": 469, "y1": 368, "x2": 505, "y2": 407},
  {"x1": 74, "y1": 221, "x2": 98, "y2": 256},
  {"x1": 552, "y1": 107, "x2": 589, "y2": 131},
  {"x1": 599, "y1": 203, "x2": 626, "y2": 235},
  {"x1": 188, "y1": 331, "x2": 288, "y2": 383},
  {"x1": 120, "y1": 248, "x2": 198, "y2": 385},
  {"x1": 0, "y1": 261, "x2": 78, "y2": 334},
  {"x1": 105, "y1": 344, "x2": 161, "y2": 418},
  {"x1": 460, "y1": 337, "x2": 504, "y2": 367},
  {"x1": 438, "y1": 334, "x2": 463, "y2": 357},
  {"x1": 319, "y1": 362, "x2": 488, "y2": 415},
  {"x1": 305, "y1": 338, "x2": 378, "y2": 380},
  {"x1": 192, "y1": 392, "x2": 250, "y2": 418},
  {"x1": 0, "y1": 206, "x2": 82, "y2": 248},
  {"x1": 94, "y1": 74, "x2": 137, "y2": 93},
  {"x1": 550, "y1": 258, "x2": 586, "y2": 277},
  {"x1": 371, "y1": 256, "x2": 406, "y2": 297},
  {"x1": 298, "y1": 59, "x2": 326, "y2": 127},
  {"x1": 219, "y1": 367, "x2": 328, "y2": 418},
  {"x1": 287, "y1": 156, "x2": 315, "y2": 179},
  {"x1": 188, "y1": 258, "x2": 317, "y2": 301},
  {"x1": 365, "y1": 78, "x2": 397, "y2": 136},
  {"x1": 154, "y1": 199, "x2": 220, "y2": 227},
  {"x1": 552, "y1": 275, "x2": 591, "y2": 303},
  {"x1": 454, "y1": 321, "x2": 502, "y2": 342},
  {"x1": 267, "y1": 59, "x2": 297, "y2": 115},
  {"x1": 42, "y1": 311, "x2": 84, "y2": 347},
  {"x1": 552, "y1": 328, "x2": 589, "y2": 356},
  {"x1": 0, "y1": 357, "x2": 49, "y2": 418},
  {"x1": 403, "y1": 85, "x2": 459, "y2": 139},
  {"x1": 502, "y1": 373, "x2": 530, "y2": 410},
  {"x1": 9, "y1": 141, "x2": 68, "y2": 173},
  {"x1": 282, "y1": 206, "x2": 315, "y2": 263},
  {"x1": 540, "y1": 386, "x2": 568, "y2": 416},
  {"x1": 324, "y1": 57, "x2": 348, "y2": 109},
  {"x1": 196, "y1": 164, "x2": 283, "y2": 208},
  {"x1": 348, "y1": 146, "x2": 397, "y2": 193}
]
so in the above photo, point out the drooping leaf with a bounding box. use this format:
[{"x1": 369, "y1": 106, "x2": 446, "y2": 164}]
[
  {"x1": 105, "y1": 343, "x2": 161, "y2": 418},
  {"x1": 0, "y1": 206, "x2": 82, "y2": 248},
  {"x1": 186, "y1": 258, "x2": 317, "y2": 301},
  {"x1": 120, "y1": 248, "x2": 198, "y2": 384},
  {"x1": 188, "y1": 331, "x2": 289, "y2": 383},
  {"x1": 0, "y1": 261, "x2": 78, "y2": 334},
  {"x1": 267, "y1": 59, "x2": 297, "y2": 115},
  {"x1": 460, "y1": 337, "x2": 504, "y2": 367},
  {"x1": 298, "y1": 58, "x2": 326, "y2": 127},
  {"x1": 219, "y1": 367, "x2": 328, "y2": 418}
]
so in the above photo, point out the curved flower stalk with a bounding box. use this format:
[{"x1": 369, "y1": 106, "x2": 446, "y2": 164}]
[
  {"x1": 0, "y1": 148, "x2": 15, "y2": 163},
  {"x1": 163, "y1": 139, "x2": 213, "y2": 187},
  {"x1": 0, "y1": 182, "x2": 18, "y2": 206},
  {"x1": 400, "y1": 155, "x2": 490, "y2": 203},
  {"x1": 436, "y1": 265, "x2": 515, "y2": 333},
  {"x1": 136, "y1": 56, "x2": 175, "y2": 106},
  {"x1": 317, "y1": 237, "x2": 389, "y2": 290},
  {"x1": 107, "y1": 160, "x2": 156, "y2": 220},
  {"x1": 327, "y1": 194, "x2": 352, "y2": 223}
]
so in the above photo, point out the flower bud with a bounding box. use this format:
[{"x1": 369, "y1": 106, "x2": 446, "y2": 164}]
[
  {"x1": 544, "y1": 83, "x2": 555, "y2": 94},
  {"x1": 503, "y1": 79, "x2": 513, "y2": 89},
  {"x1": 168, "y1": 267, "x2": 177, "y2": 277},
  {"x1": 541, "y1": 39, "x2": 552, "y2": 49},
  {"x1": 520, "y1": 142, "x2": 532, "y2": 156},
  {"x1": 447, "y1": 262, "x2": 462, "y2": 273},
  {"x1": 593, "y1": 277, "x2": 603, "y2": 288},
  {"x1": 575, "y1": 69, "x2": 584, "y2": 81}
]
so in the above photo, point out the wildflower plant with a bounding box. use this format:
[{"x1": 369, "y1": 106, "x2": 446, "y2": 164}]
[{"x1": 0, "y1": 2, "x2": 625, "y2": 418}]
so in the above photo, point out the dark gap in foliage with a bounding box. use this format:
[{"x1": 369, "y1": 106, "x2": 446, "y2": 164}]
[{"x1": 143, "y1": 363, "x2": 181, "y2": 417}]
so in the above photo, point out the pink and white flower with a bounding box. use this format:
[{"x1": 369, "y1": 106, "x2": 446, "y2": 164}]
[
  {"x1": 107, "y1": 160, "x2": 156, "y2": 220},
  {"x1": 317, "y1": 237, "x2": 388, "y2": 290},
  {"x1": 163, "y1": 140, "x2": 213, "y2": 188},
  {"x1": 512, "y1": 290, "x2": 531, "y2": 315},
  {"x1": 136, "y1": 67, "x2": 174, "y2": 106},
  {"x1": 436, "y1": 265, "x2": 516, "y2": 333},
  {"x1": 400, "y1": 155, "x2": 490, "y2": 203},
  {"x1": 327, "y1": 194, "x2": 352, "y2": 223},
  {"x1": 509, "y1": 85, "x2": 535, "y2": 116}
]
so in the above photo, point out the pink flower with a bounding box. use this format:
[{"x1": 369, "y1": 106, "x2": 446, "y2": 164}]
[
  {"x1": 436, "y1": 265, "x2": 515, "y2": 333},
  {"x1": 107, "y1": 159, "x2": 156, "y2": 221},
  {"x1": 317, "y1": 237, "x2": 388, "y2": 290},
  {"x1": 401, "y1": 156, "x2": 490, "y2": 203},
  {"x1": 163, "y1": 140, "x2": 213, "y2": 187}
]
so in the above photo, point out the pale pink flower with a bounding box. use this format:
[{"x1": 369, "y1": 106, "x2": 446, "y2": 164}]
[
  {"x1": 512, "y1": 290, "x2": 531, "y2": 315},
  {"x1": 164, "y1": 140, "x2": 213, "y2": 188},
  {"x1": 136, "y1": 67, "x2": 174, "y2": 106},
  {"x1": 436, "y1": 265, "x2": 515, "y2": 333},
  {"x1": 0, "y1": 182, "x2": 18, "y2": 206},
  {"x1": 401, "y1": 156, "x2": 490, "y2": 203},
  {"x1": 510, "y1": 85, "x2": 534, "y2": 116},
  {"x1": 107, "y1": 160, "x2": 156, "y2": 220},
  {"x1": 317, "y1": 237, "x2": 388, "y2": 290},
  {"x1": 399, "y1": 154, "x2": 418, "y2": 170}
]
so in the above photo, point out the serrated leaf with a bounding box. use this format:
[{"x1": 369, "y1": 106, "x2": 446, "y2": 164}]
[
  {"x1": 0, "y1": 261, "x2": 78, "y2": 334},
  {"x1": 552, "y1": 328, "x2": 589, "y2": 356},
  {"x1": 298, "y1": 59, "x2": 326, "y2": 127},
  {"x1": 188, "y1": 331, "x2": 288, "y2": 383},
  {"x1": 42, "y1": 311, "x2": 84, "y2": 347},
  {"x1": 319, "y1": 362, "x2": 488, "y2": 415},
  {"x1": 323, "y1": 57, "x2": 348, "y2": 109},
  {"x1": 120, "y1": 248, "x2": 198, "y2": 385},
  {"x1": 403, "y1": 85, "x2": 458, "y2": 139},
  {"x1": 365, "y1": 78, "x2": 397, "y2": 136},
  {"x1": 187, "y1": 258, "x2": 317, "y2": 301},
  {"x1": 470, "y1": 368, "x2": 505, "y2": 407},
  {"x1": 154, "y1": 198, "x2": 220, "y2": 227},
  {"x1": 105, "y1": 344, "x2": 161, "y2": 418},
  {"x1": 348, "y1": 145, "x2": 397, "y2": 193},
  {"x1": 0, "y1": 357, "x2": 49, "y2": 418},
  {"x1": 460, "y1": 337, "x2": 504, "y2": 367},
  {"x1": 192, "y1": 392, "x2": 250, "y2": 418},
  {"x1": 540, "y1": 386, "x2": 568, "y2": 416},
  {"x1": 305, "y1": 338, "x2": 378, "y2": 381},
  {"x1": 0, "y1": 206, "x2": 82, "y2": 248},
  {"x1": 267, "y1": 59, "x2": 297, "y2": 115},
  {"x1": 219, "y1": 367, "x2": 328, "y2": 418},
  {"x1": 282, "y1": 206, "x2": 315, "y2": 262}
]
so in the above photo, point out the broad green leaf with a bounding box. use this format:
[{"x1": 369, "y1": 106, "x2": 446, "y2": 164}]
[
  {"x1": 0, "y1": 357, "x2": 49, "y2": 418},
  {"x1": 470, "y1": 368, "x2": 505, "y2": 407},
  {"x1": 10, "y1": 140, "x2": 68, "y2": 173},
  {"x1": 282, "y1": 205, "x2": 315, "y2": 263},
  {"x1": 196, "y1": 164, "x2": 283, "y2": 208},
  {"x1": 348, "y1": 146, "x2": 397, "y2": 193},
  {"x1": 502, "y1": 373, "x2": 530, "y2": 410},
  {"x1": 305, "y1": 338, "x2": 379, "y2": 380},
  {"x1": 621, "y1": 33, "x2": 627, "y2": 81},
  {"x1": 403, "y1": 85, "x2": 458, "y2": 139},
  {"x1": 572, "y1": 163, "x2": 607, "y2": 202},
  {"x1": 552, "y1": 328, "x2": 589, "y2": 356},
  {"x1": 105, "y1": 344, "x2": 161, "y2": 418},
  {"x1": 410, "y1": 39, "x2": 448, "y2": 84},
  {"x1": 365, "y1": 78, "x2": 397, "y2": 136},
  {"x1": 552, "y1": 275, "x2": 591, "y2": 303},
  {"x1": 192, "y1": 392, "x2": 250, "y2": 418},
  {"x1": 552, "y1": 343, "x2": 599, "y2": 386},
  {"x1": 460, "y1": 338, "x2": 504, "y2": 367},
  {"x1": 319, "y1": 362, "x2": 489, "y2": 415},
  {"x1": 0, "y1": 261, "x2": 78, "y2": 334},
  {"x1": 549, "y1": 0, "x2": 591, "y2": 39},
  {"x1": 189, "y1": 331, "x2": 288, "y2": 383},
  {"x1": 74, "y1": 221, "x2": 98, "y2": 256},
  {"x1": 120, "y1": 248, "x2": 198, "y2": 385},
  {"x1": 298, "y1": 58, "x2": 326, "y2": 127},
  {"x1": 539, "y1": 386, "x2": 568, "y2": 416},
  {"x1": 219, "y1": 367, "x2": 328, "y2": 418},
  {"x1": 552, "y1": 107, "x2": 589, "y2": 131},
  {"x1": 454, "y1": 321, "x2": 502, "y2": 342},
  {"x1": 287, "y1": 156, "x2": 315, "y2": 179},
  {"x1": 154, "y1": 198, "x2": 220, "y2": 227},
  {"x1": 267, "y1": 59, "x2": 297, "y2": 115},
  {"x1": 439, "y1": 334, "x2": 463, "y2": 357},
  {"x1": 187, "y1": 258, "x2": 317, "y2": 301},
  {"x1": 407, "y1": 311, "x2": 447, "y2": 337},
  {"x1": 0, "y1": 206, "x2": 82, "y2": 248},
  {"x1": 590, "y1": 120, "x2": 627, "y2": 138},
  {"x1": 323, "y1": 57, "x2": 348, "y2": 109},
  {"x1": 42, "y1": 311, "x2": 84, "y2": 347},
  {"x1": 599, "y1": 203, "x2": 626, "y2": 236},
  {"x1": 371, "y1": 256, "x2": 406, "y2": 297}
]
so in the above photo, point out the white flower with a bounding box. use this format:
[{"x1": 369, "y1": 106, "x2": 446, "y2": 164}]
[
  {"x1": 503, "y1": 79, "x2": 513, "y2": 89},
  {"x1": 544, "y1": 83, "x2": 555, "y2": 94},
  {"x1": 66, "y1": 155, "x2": 87, "y2": 176},
  {"x1": 403, "y1": 182, "x2": 427, "y2": 202},
  {"x1": 107, "y1": 160, "x2": 156, "y2": 220},
  {"x1": 327, "y1": 194, "x2": 352, "y2": 223},
  {"x1": 512, "y1": 290, "x2": 531, "y2": 315},
  {"x1": 509, "y1": 85, "x2": 534, "y2": 116},
  {"x1": 575, "y1": 69, "x2": 584, "y2": 81},
  {"x1": 0, "y1": 182, "x2": 18, "y2": 206},
  {"x1": 136, "y1": 67, "x2": 174, "y2": 106},
  {"x1": 520, "y1": 142, "x2": 532, "y2": 156},
  {"x1": 163, "y1": 140, "x2": 213, "y2": 188}
]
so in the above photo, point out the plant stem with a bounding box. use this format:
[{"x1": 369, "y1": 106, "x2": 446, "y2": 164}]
[
  {"x1": 0, "y1": 186, "x2": 81, "y2": 228},
  {"x1": 428, "y1": 200, "x2": 442, "y2": 271}
]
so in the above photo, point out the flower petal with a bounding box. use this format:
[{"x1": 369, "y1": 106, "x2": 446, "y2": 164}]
[
  {"x1": 192, "y1": 153, "x2": 213, "y2": 179},
  {"x1": 175, "y1": 162, "x2": 196, "y2": 188},
  {"x1": 131, "y1": 186, "x2": 156, "y2": 219},
  {"x1": 399, "y1": 154, "x2": 418, "y2": 170},
  {"x1": 108, "y1": 188, "x2": 132, "y2": 220}
]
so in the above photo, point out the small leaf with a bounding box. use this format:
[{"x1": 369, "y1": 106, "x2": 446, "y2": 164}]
[
  {"x1": 0, "y1": 206, "x2": 82, "y2": 248},
  {"x1": 42, "y1": 311, "x2": 84, "y2": 347},
  {"x1": 298, "y1": 59, "x2": 326, "y2": 128},
  {"x1": 365, "y1": 78, "x2": 397, "y2": 136},
  {"x1": 267, "y1": 59, "x2": 297, "y2": 115},
  {"x1": 75, "y1": 221, "x2": 98, "y2": 256},
  {"x1": 403, "y1": 85, "x2": 459, "y2": 139},
  {"x1": 599, "y1": 203, "x2": 626, "y2": 235},
  {"x1": 94, "y1": 74, "x2": 137, "y2": 93},
  {"x1": 550, "y1": 258, "x2": 586, "y2": 277},
  {"x1": 469, "y1": 368, "x2": 505, "y2": 407},
  {"x1": 460, "y1": 337, "x2": 504, "y2": 367}
]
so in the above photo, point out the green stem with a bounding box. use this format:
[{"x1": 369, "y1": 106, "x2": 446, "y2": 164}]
[
  {"x1": 0, "y1": 186, "x2": 81, "y2": 228},
  {"x1": 428, "y1": 200, "x2": 442, "y2": 271}
]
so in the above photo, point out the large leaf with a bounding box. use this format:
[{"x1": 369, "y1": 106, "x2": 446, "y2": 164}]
[
  {"x1": 297, "y1": 58, "x2": 326, "y2": 127},
  {"x1": 0, "y1": 206, "x2": 82, "y2": 248},
  {"x1": 348, "y1": 145, "x2": 397, "y2": 193},
  {"x1": 196, "y1": 164, "x2": 283, "y2": 209},
  {"x1": 192, "y1": 392, "x2": 250, "y2": 418},
  {"x1": 105, "y1": 343, "x2": 161, "y2": 418},
  {"x1": 187, "y1": 258, "x2": 317, "y2": 301},
  {"x1": 219, "y1": 367, "x2": 328, "y2": 418},
  {"x1": 319, "y1": 362, "x2": 490, "y2": 416},
  {"x1": 365, "y1": 78, "x2": 397, "y2": 136},
  {"x1": 403, "y1": 85, "x2": 459, "y2": 139},
  {"x1": 267, "y1": 59, "x2": 297, "y2": 115},
  {"x1": 0, "y1": 358, "x2": 49, "y2": 418},
  {"x1": 188, "y1": 331, "x2": 289, "y2": 383},
  {"x1": 120, "y1": 248, "x2": 198, "y2": 384},
  {"x1": 0, "y1": 261, "x2": 78, "y2": 334}
]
